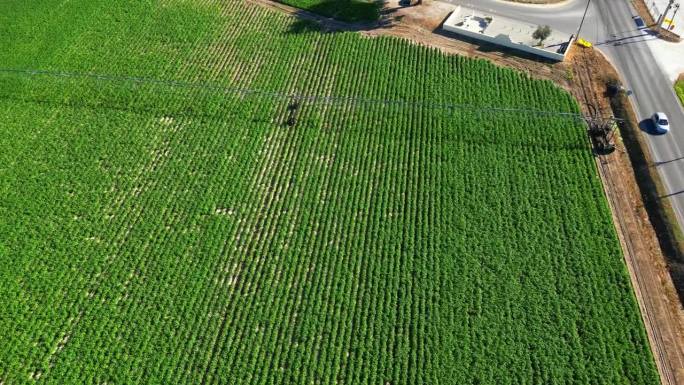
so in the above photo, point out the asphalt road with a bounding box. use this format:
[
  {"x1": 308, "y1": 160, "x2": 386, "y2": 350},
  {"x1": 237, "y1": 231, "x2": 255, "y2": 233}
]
[
  {"x1": 594, "y1": 0, "x2": 684, "y2": 227},
  {"x1": 441, "y1": 0, "x2": 684, "y2": 228}
]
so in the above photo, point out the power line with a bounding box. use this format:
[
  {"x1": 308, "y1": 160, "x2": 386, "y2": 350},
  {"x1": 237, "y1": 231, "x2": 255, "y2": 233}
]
[
  {"x1": 0, "y1": 67, "x2": 591, "y2": 122},
  {"x1": 576, "y1": 0, "x2": 592, "y2": 39}
]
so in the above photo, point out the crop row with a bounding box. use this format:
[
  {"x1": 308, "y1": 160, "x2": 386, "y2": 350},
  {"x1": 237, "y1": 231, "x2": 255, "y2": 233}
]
[{"x1": 0, "y1": 1, "x2": 660, "y2": 384}]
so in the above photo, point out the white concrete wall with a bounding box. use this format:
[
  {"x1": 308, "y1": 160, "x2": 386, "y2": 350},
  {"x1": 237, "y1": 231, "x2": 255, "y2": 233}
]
[{"x1": 442, "y1": 9, "x2": 572, "y2": 61}]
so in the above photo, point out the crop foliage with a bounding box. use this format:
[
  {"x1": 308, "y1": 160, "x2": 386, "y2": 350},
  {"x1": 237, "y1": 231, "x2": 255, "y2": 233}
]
[{"x1": 0, "y1": 1, "x2": 659, "y2": 384}]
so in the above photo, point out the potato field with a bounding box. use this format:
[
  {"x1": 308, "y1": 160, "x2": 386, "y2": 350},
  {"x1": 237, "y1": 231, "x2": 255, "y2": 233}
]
[{"x1": 0, "y1": 0, "x2": 660, "y2": 384}]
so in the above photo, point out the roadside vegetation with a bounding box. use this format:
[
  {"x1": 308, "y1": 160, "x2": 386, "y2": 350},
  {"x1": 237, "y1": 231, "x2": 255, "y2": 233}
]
[
  {"x1": 0, "y1": 0, "x2": 660, "y2": 384},
  {"x1": 676, "y1": 76, "x2": 684, "y2": 106}
]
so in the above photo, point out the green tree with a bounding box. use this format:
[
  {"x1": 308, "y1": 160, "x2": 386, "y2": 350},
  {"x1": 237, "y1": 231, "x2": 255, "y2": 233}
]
[{"x1": 532, "y1": 25, "x2": 552, "y2": 46}]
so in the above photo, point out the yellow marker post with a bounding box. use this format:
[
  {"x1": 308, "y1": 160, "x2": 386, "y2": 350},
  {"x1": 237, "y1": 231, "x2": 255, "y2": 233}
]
[{"x1": 576, "y1": 38, "x2": 593, "y2": 48}]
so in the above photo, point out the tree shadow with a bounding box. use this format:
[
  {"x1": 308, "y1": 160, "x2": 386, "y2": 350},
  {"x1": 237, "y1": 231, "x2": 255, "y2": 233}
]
[
  {"x1": 288, "y1": 18, "x2": 325, "y2": 34},
  {"x1": 302, "y1": 0, "x2": 382, "y2": 23},
  {"x1": 284, "y1": 0, "x2": 404, "y2": 34},
  {"x1": 284, "y1": 0, "x2": 563, "y2": 64}
]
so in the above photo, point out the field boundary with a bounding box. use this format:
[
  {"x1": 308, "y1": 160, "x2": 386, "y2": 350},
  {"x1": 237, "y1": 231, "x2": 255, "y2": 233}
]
[
  {"x1": 594, "y1": 129, "x2": 684, "y2": 385},
  {"x1": 568, "y1": 47, "x2": 684, "y2": 385}
]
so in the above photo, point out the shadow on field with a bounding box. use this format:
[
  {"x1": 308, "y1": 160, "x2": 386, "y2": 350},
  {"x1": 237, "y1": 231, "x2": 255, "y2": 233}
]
[
  {"x1": 0, "y1": 93, "x2": 272, "y2": 124},
  {"x1": 284, "y1": 1, "x2": 404, "y2": 34},
  {"x1": 2, "y1": 90, "x2": 588, "y2": 153}
]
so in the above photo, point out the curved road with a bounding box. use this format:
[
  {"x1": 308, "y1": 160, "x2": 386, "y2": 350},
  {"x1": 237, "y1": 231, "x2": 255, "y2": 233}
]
[
  {"x1": 442, "y1": 0, "x2": 684, "y2": 235},
  {"x1": 594, "y1": 0, "x2": 684, "y2": 226}
]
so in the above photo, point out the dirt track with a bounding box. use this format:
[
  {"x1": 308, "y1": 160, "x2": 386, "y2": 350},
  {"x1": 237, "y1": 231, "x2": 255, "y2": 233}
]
[
  {"x1": 250, "y1": 0, "x2": 684, "y2": 383},
  {"x1": 568, "y1": 47, "x2": 684, "y2": 385}
]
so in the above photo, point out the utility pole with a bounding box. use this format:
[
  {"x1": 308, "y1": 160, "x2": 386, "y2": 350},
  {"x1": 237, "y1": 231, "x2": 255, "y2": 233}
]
[
  {"x1": 657, "y1": 0, "x2": 678, "y2": 30},
  {"x1": 576, "y1": 0, "x2": 592, "y2": 38},
  {"x1": 669, "y1": 3, "x2": 681, "y2": 30}
]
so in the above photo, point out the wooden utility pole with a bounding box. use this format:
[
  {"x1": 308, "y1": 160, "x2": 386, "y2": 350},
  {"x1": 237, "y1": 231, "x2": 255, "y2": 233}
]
[
  {"x1": 576, "y1": 0, "x2": 592, "y2": 38},
  {"x1": 669, "y1": 3, "x2": 680, "y2": 30},
  {"x1": 657, "y1": 0, "x2": 678, "y2": 30}
]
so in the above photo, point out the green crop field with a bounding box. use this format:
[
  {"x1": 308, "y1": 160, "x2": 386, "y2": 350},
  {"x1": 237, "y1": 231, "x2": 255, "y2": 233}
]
[{"x1": 0, "y1": 0, "x2": 659, "y2": 384}]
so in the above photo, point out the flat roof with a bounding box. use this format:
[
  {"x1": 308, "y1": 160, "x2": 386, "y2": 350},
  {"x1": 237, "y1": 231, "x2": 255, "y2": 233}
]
[{"x1": 443, "y1": 6, "x2": 573, "y2": 54}]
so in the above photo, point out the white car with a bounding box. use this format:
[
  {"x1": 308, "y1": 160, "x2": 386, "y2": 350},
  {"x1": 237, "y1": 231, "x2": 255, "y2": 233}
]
[{"x1": 652, "y1": 112, "x2": 670, "y2": 133}]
